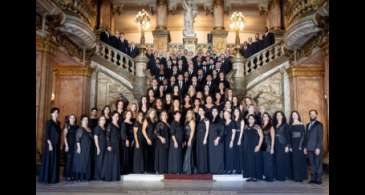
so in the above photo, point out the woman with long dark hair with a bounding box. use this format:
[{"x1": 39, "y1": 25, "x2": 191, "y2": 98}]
[
  {"x1": 204, "y1": 96, "x2": 215, "y2": 121},
  {"x1": 142, "y1": 108, "x2": 158, "y2": 173},
  {"x1": 39, "y1": 107, "x2": 61, "y2": 183},
  {"x1": 242, "y1": 114, "x2": 263, "y2": 181},
  {"x1": 196, "y1": 107, "x2": 209, "y2": 173},
  {"x1": 147, "y1": 88, "x2": 156, "y2": 108},
  {"x1": 224, "y1": 110, "x2": 238, "y2": 174},
  {"x1": 133, "y1": 112, "x2": 145, "y2": 173},
  {"x1": 233, "y1": 108, "x2": 245, "y2": 174},
  {"x1": 288, "y1": 111, "x2": 307, "y2": 182},
  {"x1": 168, "y1": 111, "x2": 184, "y2": 174},
  {"x1": 208, "y1": 107, "x2": 225, "y2": 174},
  {"x1": 139, "y1": 96, "x2": 149, "y2": 116},
  {"x1": 94, "y1": 116, "x2": 107, "y2": 180},
  {"x1": 120, "y1": 110, "x2": 133, "y2": 174},
  {"x1": 261, "y1": 112, "x2": 275, "y2": 181},
  {"x1": 272, "y1": 111, "x2": 290, "y2": 181},
  {"x1": 102, "y1": 111, "x2": 121, "y2": 181},
  {"x1": 182, "y1": 110, "x2": 196, "y2": 174},
  {"x1": 116, "y1": 100, "x2": 125, "y2": 121},
  {"x1": 73, "y1": 115, "x2": 93, "y2": 181},
  {"x1": 154, "y1": 111, "x2": 170, "y2": 174},
  {"x1": 102, "y1": 106, "x2": 111, "y2": 125},
  {"x1": 63, "y1": 114, "x2": 78, "y2": 181}
]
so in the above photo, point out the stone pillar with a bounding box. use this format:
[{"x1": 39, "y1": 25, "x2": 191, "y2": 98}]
[
  {"x1": 287, "y1": 64, "x2": 328, "y2": 157},
  {"x1": 211, "y1": 0, "x2": 227, "y2": 54},
  {"x1": 36, "y1": 34, "x2": 56, "y2": 164},
  {"x1": 133, "y1": 54, "x2": 150, "y2": 99},
  {"x1": 231, "y1": 55, "x2": 246, "y2": 96},
  {"x1": 153, "y1": 0, "x2": 170, "y2": 53}
]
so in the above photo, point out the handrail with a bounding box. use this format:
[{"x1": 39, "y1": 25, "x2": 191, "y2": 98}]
[
  {"x1": 95, "y1": 41, "x2": 135, "y2": 75},
  {"x1": 244, "y1": 41, "x2": 286, "y2": 76}
]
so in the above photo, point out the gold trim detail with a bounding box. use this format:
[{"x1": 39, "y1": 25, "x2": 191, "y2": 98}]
[
  {"x1": 287, "y1": 65, "x2": 324, "y2": 78},
  {"x1": 53, "y1": 65, "x2": 94, "y2": 77}
]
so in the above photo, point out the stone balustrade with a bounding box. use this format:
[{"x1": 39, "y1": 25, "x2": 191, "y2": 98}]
[
  {"x1": 95, "y1": 41, "x2": 136, "y2": 75},
  {"x1": 244, "y1": 41, "x2": 286, "y2": 75},
  {"x1": 286, "y1": 0, "x2": 322, "y2": 27}
]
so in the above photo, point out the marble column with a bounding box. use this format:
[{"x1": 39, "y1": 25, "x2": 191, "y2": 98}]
[
  {"x1": 36, "y1": 34, "x2": 57, "y2": 163},
  {"x1": 231, "y1": 54, "x2": 246, "y2": 96},
  {"x1": 211, "y1": 0, "x2": 228, "y2": 54},
  {"x1": 152, "y1": 0, "x2": 170, "y2": 53},
  {"x1": 287, "y1": 64, "x2": 328, "y2": 157},
  {"x1": 133, "y1": 54, "x2": 150, "y2": 99}
]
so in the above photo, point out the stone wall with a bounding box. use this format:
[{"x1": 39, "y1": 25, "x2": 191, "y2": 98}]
[{"x1": 246, "y1": 72, "x2": 283, "y2": 115}]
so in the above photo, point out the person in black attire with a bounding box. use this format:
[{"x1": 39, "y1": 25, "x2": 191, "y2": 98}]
[
  {"x1": 94, "y1": 116, "x2": 107, "y2": 180},
  {"x1": 128, "y1": 42, "x2": 139, "y2": 58},
  {"x1": 288, "y1": 111, "x2": 307, "y2": 182},
  {"x1": 39, "y1": 107, "x2": 61, "y2": 184},
  {"x1": 195, "y1": 107, "x2": 210, "y2": 173},
  {"x1": 63, "y1": 114, "x2": 78, "y2": 181},
  {"x1": 101, "y1": 105, "x2": 111, "y2": 125},
  {"x1": 109, "y1": 31, "x2": 120, "y2": 49},
  {"x1": 208, "y1": 107, "x2": 225, "y2": 174},
  {"x1": 118, "y1": 32, "x2": 129, "y2": 54},
  {"x1": 142, "y1": 108, "x2": 158, "y2": 173},
  {"x1": 261, "y1": 112, "x2": 275, "y2": 181},
  {"x1": 224, "y1": 110, "x2": 239, "y2": 174},
  {"x1": 89, "y1": 107, "x2": 99, "y2": 131},
  {"x1": 232, "y1": 108, "x2": 245, "y2": 174},
  {"x1": 133, "y1": 112, "x2": 145, "y2": 173},
  {"x1": 251, "y1": 33, "x2": 261, "y2": 54},
  {"x1": 73, "y1": 115, "x2": 93, "y2": 181},
  {"x1": 120, "y1": 111, "x2": 134, "y2": 174},
  {"x1": 116, "y1": 100, "x2": 125, "y2": 121},
  {"x1": 205, "y1": 74, "x2": 215, "y2": 94},
  {"x1": 102, "y1": 112, "x2": 121, "y2": 181},
  {"x1": 177, "y1": 74, "x2": 188, "y2": 95},
  {"x1": 182, "y1": 110, "x2": 196, "y2": 174},
  {"x1": 100, "y1": 28, "x2": 111, "y2": 45},
  {"x1": 240, "y1": 41, "x2": 251, "y2": 58},
  {"x1": 304, "y1": 109, "x2": 324, "y2": 184},
  {"x1": 263, "y1": 27, "x2": 275, "y2": 48},
  {"x1": 154, "y1": 111, "x2": 170, "y2": 174},
  {"x1": 168, "y1": 111, "x2": 185, "y2": 174},
  {"x1": 272, "y1": 111, "x2": 291, "y2": 181},
  {"x1": 247, "y1": 37, "x2": 254, "y2": 57},
  {"x1": 242, "y1": 114, "x2": 263, "y2": 182}
]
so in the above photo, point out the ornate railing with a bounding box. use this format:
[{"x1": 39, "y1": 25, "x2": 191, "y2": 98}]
[
  {"x1": 244, "y1": 41, "x2": 286, "y2": 75},
  {"x1": 95, "y1": 41, "x2": 135, "y2": 75},
  {"x1": 286, "y1": 0, "x2": 322, "y2": 26}
]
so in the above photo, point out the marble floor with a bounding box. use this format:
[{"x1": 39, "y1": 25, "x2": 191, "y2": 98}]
[{"x1": 36, "y1": 175, "x2": 329, "y2": 195}]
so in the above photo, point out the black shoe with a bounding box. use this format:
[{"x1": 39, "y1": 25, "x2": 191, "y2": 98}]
[
  {"x1": 315, "y1": 181, "x2": 322, "y2": 185},
  {"x1": 308, "y1": 180, "x2": 316, "y2": 184}
]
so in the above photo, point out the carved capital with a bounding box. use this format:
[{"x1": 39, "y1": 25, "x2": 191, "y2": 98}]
[
  {"x1": 53, "y1": 65, "x2": 94, "y2": 77},
  {"x1": 287, "y1": 65, "x2": 324, "y2": 78},
  {"x1": 36, "y1": 34, "x2": 58, "y2": 54}
]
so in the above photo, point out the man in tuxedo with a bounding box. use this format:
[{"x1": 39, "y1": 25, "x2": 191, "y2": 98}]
[
  {"x1": 118, "y1": 32, "x2": 129, "y2": 54},
  {"x1": 196, "y1": 68, "x2": 206, "y2": 84},
  {"x1": 150, "y1": 78, "x2": 160, "y2": 97},
  {"x1": 177, "y1": 74, "x2": 187, "y2": 95},
  {"x1": 100, "y1": 28, "x2": 111, "y2": 45},
  {"x1": 205, "y1": 74, "x2": 215, "y2": 94},
  {"x1": 247, "y1": 37, "x2": 254, "y2": 57},
  {"x1": 263, "y1": 27, "x2": 275, "y2": 48},
  {"x1": 128, "y1": 42, "x2": 139, "y2": 58},
  {"x1": 304, "y1": 109, "x2": 324, "y2": 184},
  {"x1": 109, "y1": 31, "x2": 120, "y2": 49},
  {"x1": 251, "y1": 33, "x2": 261, "y2": 54}
]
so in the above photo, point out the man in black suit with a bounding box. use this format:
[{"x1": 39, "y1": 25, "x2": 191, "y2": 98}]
[
  {"x1": 304, "y1": 109, "x2": 324, "y2": 184},
  {"x1": 177, "y1": 74, "x2": 187, "y2": 95},
  {"x1": 205, "y1": 74, "x2": 215, "y2": 94},
  {"x1": 128, "y1": 42, "x2": 139, "y2": 58},
  {"x1": 118, "y1": 32, "x2": 129, "y2": 54},
  {"x1": 263, "y1": 27, "x2": 275, "y2": 48},
  {"x1": 100, "y1": 28, "x2": 111, "y2": 45},
  {"x1": 109, "y1": 31, "x2": 120, "y2": 49}
]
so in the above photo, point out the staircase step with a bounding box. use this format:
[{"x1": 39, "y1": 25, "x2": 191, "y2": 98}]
[{"x1": 164, "y1": 174, "x2": 212, "y2": 180}]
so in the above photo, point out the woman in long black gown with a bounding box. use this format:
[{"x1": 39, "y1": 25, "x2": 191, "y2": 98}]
[
  {"x1": 183, "y1": 110, "x2": 196, "y2": 174},
  {"x1": 102, "y1": 111, "x2": 121, "y2": 181},
  {"x1": 261, "y1": 112, "x2": 275, "y2": 181},
  {"x1": 154, "y1": 111, "x2": 170, "y2": 174},
  {"x1": 288, "y1": 111, "x2": 307, "y2": 182},
  {"x1": 208, "y1": 107, "x2": 225, "y2": 174},
  {"x1": 63, "y1": 114, "x2": 78, "y2": 181},
  {"x1": 94, "y1": 116, "x2": 107, "y2": 180},
  {"x1": 73, "y1": 115, "x2": 93, "y2": 181},
  {"x1": 102, "y1": 106, "x2": 112, "y2": 125},
  {"x1": 196, "y1": 107, "x2": 209, "y2": 173},
  {"x1": 242, "y1": 114, "x2": 263, "y2": 182},
  {"x1": 142, "y1": 108, "x2": 158, "y2": 173},
  {"x1": 39, "y1": 107, "x2": 61, "y2": 184},
  {"x1": 224, "y1": 110, "x2": 238, "y2": 174},
  {"x1": 133, "y1": 112, "x2": 145, "y2": 173},
  {"x1": 233, "y1": 108, "x2": 245, "y2": 174},
  {"x1": 273, "y1": 111, "x2": 291, "y2": 181},
  {"x1": 168, "y1": 111, "x2": 184, "y2": 173},
  {"x1": 89, "y1": 107, "x2": 99, "y2": 130},
  {"x1": 120, "y1": 111, "x2": 133, "y2": 174}
]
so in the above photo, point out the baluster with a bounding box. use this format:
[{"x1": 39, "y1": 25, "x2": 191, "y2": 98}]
[
  {"x1": 249, "y1": 58, "x2": 254, "y2": 72},
  {"x1": 244, "y1": 61, "x2": 248, "y2": 75},
  {"x1": 116, "y1": 53, "x2": 120, "y2": 66},
  {"x1": 280, "y1": 44, "x2": 285, "y2": 56},
  {"x1": 274, "y1": 46, "x2": 279, "y2": 58},
  {"x1": 256, "y1": 53, "x2": 262, "y2": 67},
  {"x1": 119, "y1": 55, "x2": 124, "y2": 69},
  {"x1": 100, "y1": 44, "x2": 105, "y2": 58},
  {"x1": 262, "y1": 50, "x2": 267, "y2": 66},
  {"x1": 268, "y1": 47, "x2": 273, "y2": 62},
  {"x1": 95, "y1": 43, "x2": 100, "y2": 55},
  {"x1": 107, "y1": 47, "x2": 111, "y2": 61},
  {"x1": 112, "y1": 50, "x2": 117, "y2": 63}
]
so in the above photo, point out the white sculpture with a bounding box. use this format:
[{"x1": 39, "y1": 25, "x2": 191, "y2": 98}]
[{"x1": 182, "y1": 0, "x2": 198, "y2": 38}]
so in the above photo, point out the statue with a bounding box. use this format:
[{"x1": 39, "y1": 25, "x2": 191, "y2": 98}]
[{"x1": 182, "y1": 0, "x2": 198, "y2": 38}]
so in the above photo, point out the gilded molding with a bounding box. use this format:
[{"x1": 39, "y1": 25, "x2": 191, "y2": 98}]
[
  {"x1": 36, "y1": 34, "x2": 58, "y2": 54},
  {"x1": 287, "y1": 65, "x2": 324, "y2": 78},
  {"x1": 53, "y1": 65, "x2": 94, "y2": 77}
]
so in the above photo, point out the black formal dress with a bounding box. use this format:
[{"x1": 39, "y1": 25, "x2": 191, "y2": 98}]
[
  {"x1": 154, "y1": 122, "x2": 170, "y2": 174},
  {"x1": 196, "y1": 118, "x2": 209, "y2": 173},
  {"x1": 224, "y1": 120, "x2": 238, "y2": 173},
  {"x1": 102, "y1": 123, "x2": 121, "y2": 181},
  {"x1": 39, "y1": 119, "x2": 61, "y2": 183},
  {"x1": 133, "y1": 122, "x2": 144, "y2": 173},
  {"x1": 183, "y1": 122, "x2": 195, "y2": 174},
  {"x1": 289, "y1": 124, "x2": 307, "y2": 182},
  {"x1": 64, "y1": 124, "x2": 79, "y2": 180},
  {"x1": 144, "y1": 121, "x2": 156, "y2": 173},
  {"x1": 208, "y1": 118, "x2": 225, "y2": 174},
  {"x1": 120, "y1": 121, "x2": 133, "y2": 174},
  {"x1": 234, "y1": 120, "x2": 244, "y2": 173},
  {"x1": 242, "y1": 126, "x2": 260, "y2": 179},
  {"x1": 168, "y1": 121, "x2": 185, "y2": 173},
  {"x1": 262, "y1": 125, "x2": 274, "y2": 181},
  {"x1": 72, "y1": 127, "x2": 93, "y2": 181},
  {"x1": 94, "y1": 126, "x2": 107, "y2": 180},
  {"x1": 274, "y1": 123, "x2": 290, "y2": 181},
  {"x1": 89, "y1": 118, "x2": 98, "y2": 131}
]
